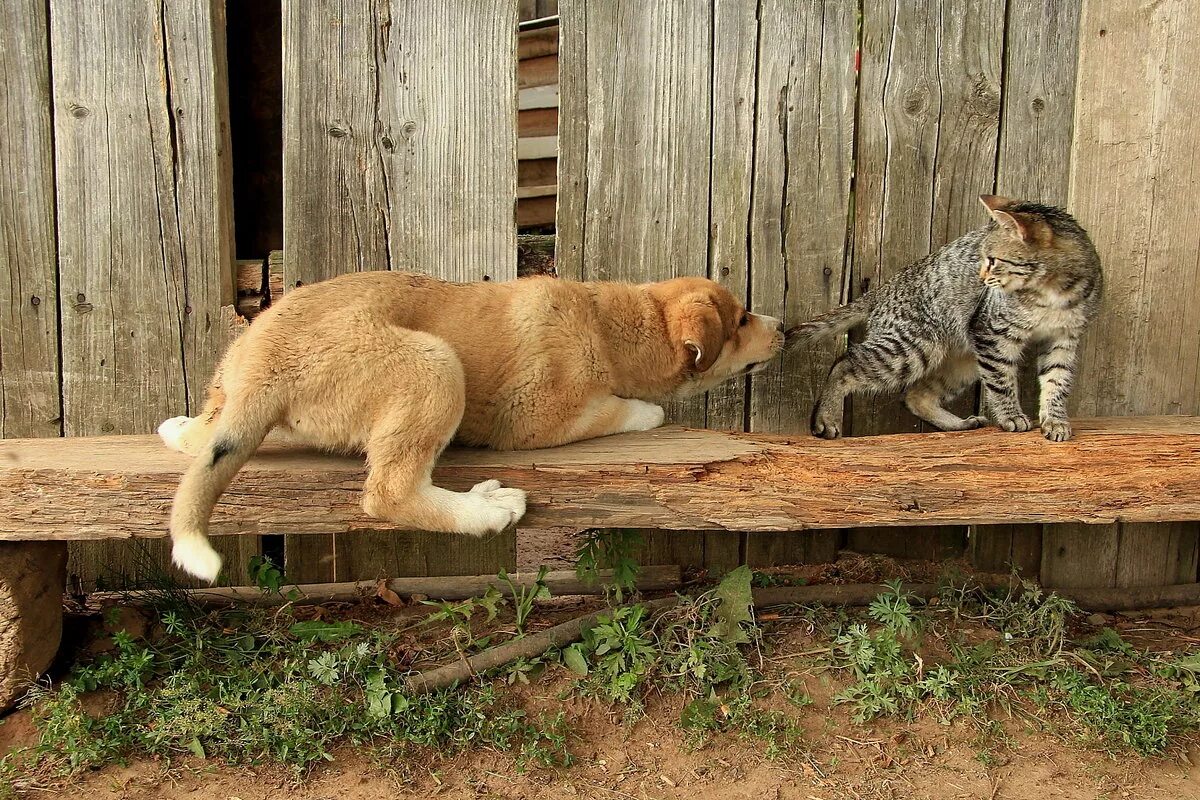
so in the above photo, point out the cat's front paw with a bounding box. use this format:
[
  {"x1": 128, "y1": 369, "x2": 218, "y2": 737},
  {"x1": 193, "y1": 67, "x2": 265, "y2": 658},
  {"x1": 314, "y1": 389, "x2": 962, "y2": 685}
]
[
  {"x1": 995, "y1": 413, "x2": 1032, "y2": 433},
  {"x1": 1040, "y1": 418, "x2": 1072, "y2": 442},
  {"x1": 812, "y1": 410, "x2": 843, "y2": 439}
]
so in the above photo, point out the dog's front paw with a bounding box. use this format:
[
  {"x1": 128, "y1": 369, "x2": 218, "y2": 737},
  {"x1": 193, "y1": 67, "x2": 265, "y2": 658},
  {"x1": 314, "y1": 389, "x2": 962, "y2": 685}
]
[
  {"x1": 1040, "y1": 418, "x2": 1072, "y2": 442},
  {"x1": 621, "y1": 400, "x2": 666, "y2": 433},
  {"x1": 461, "y1": 480, "x2": 527, "y2": 535},
  {"x1": 996, "y1": 413, "x2": 1032, "y2": 433}
]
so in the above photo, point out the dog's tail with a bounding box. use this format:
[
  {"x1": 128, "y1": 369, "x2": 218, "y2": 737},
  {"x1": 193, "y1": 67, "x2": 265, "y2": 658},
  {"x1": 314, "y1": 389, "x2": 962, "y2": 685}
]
[
  {"x1": 784, "y1": 298, "x2": 869, "y2": 346},
  {"x1": 169, "y1": 399, "x2": 277, "y2": 583}
]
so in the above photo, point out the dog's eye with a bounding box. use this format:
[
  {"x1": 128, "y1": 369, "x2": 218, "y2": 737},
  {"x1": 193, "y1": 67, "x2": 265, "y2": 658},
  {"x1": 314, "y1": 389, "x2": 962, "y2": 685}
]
[{"x1": 739, "y1": 312, "x2": 749, "y2": 327}]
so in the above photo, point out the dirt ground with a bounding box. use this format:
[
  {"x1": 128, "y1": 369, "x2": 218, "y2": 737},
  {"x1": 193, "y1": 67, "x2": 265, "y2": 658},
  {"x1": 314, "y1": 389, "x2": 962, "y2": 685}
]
[{"x1": 4, "y1": 552, "x2": 1200, "y2": 800}]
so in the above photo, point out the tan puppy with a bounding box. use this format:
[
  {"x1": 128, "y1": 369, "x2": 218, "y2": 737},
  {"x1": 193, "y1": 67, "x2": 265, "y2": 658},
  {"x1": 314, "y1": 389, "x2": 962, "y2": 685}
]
[{"x1": 159, "y1": 271, "x2": 784, "y2": 581}]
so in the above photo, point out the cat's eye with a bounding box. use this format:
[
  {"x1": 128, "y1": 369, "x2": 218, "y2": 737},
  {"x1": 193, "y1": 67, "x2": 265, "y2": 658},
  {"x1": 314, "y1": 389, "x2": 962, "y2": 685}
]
[{"x1": 986, "y1": 256, "x2": 996, "y2": 268}]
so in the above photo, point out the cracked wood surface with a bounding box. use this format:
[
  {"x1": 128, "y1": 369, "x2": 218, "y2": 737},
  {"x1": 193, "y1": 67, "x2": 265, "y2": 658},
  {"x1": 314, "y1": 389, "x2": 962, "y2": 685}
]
[{"x1": 2, "y1": 418, "x2": 1197, "y2": 541}]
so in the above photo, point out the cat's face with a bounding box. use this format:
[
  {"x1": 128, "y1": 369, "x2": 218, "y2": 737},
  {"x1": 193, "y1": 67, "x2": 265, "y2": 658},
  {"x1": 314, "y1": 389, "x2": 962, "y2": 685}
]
[{"x1": 978, "y1": 195, "x2": 1058, "y2": 294}]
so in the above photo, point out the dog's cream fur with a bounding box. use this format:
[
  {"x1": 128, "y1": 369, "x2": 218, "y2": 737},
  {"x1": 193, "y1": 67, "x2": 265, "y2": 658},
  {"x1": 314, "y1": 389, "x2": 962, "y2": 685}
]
[{"x1": 160, "y1": 271, "x2": 784, "y2": 581}]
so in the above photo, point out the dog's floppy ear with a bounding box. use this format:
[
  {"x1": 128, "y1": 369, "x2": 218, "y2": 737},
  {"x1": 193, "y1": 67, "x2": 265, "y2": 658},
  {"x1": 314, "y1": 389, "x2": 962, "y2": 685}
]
[{"x1": 677, "y1": 296, "x2": 725, "y2": 373}]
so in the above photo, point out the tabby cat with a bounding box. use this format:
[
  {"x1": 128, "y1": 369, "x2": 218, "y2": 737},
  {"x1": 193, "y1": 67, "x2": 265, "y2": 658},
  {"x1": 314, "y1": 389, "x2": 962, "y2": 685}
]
[{"x1": 787, "y1": 195, "x2": 1102, "y2": 442}]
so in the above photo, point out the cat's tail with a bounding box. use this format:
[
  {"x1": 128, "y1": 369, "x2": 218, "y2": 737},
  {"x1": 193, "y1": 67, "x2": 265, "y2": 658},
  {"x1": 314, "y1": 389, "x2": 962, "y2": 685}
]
[{"x1": 784, "y1": 298, "x2": 869, "y2": 345}]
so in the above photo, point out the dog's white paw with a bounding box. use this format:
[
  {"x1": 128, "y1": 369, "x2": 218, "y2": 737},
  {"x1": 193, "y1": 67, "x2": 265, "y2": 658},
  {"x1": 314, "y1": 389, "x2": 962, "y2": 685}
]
[
  {"x1": 157, "y1": 416, "x2": 193, "y2": 452},
  {"x1": 621, "y1": 400, "x2": 666, "y2": 433},
  {"x1": 172, "y1": 536, "x2": 223, "y2": 583},
  {"x1": 469, "y1": 479, "x2": 503, "y2": 494}
]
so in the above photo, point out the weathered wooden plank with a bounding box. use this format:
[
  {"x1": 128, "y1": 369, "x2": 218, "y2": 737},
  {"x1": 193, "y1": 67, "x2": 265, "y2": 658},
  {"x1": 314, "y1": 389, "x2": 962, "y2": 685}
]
[
  {"x1": 736, "y1": 0, "x2": 857, "y2": 564},
  {"x1": 281, "y1": 0, "x2": 519, "y2": 580},
  {"x1": 50, "y1": 0, "x2": 238, "y2": 588},
  {"x1": 703, "y1": 0, "x2": 758, "y2": 436},
  {"x1": 972, "y1": 0, "x2": 1082, "y2": 576},
  {"x1": 2, "y1": 419, "x2": 1198, "y2": 542},
  {"x1": 849, "y1": 0, "x2": 1004, "y2": 560},
  {"x1": 0, "y1": 1, "x2": 60, "y2": 440},
  {"x1": 282, "y1": 0, "x2": 517, "y2": 286},
  {"x1": 553, "y1": 0, "x2": 586, "y2": 280},
  {"x1": 1040, "y1": 0, "x2": 1200, "y2": 589}
]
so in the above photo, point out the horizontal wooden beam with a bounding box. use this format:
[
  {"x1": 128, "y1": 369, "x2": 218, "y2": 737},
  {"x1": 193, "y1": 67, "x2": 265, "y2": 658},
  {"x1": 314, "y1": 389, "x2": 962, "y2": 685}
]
[{"x1": 1, "y1": 418, "x2": 1197, "y2": 542}]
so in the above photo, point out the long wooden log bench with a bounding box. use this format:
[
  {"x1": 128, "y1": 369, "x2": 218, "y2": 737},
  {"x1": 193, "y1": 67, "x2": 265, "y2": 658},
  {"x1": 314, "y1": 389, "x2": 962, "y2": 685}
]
[{"x1": 1, "y1": 416, "x2": 1198, "y2": 706}]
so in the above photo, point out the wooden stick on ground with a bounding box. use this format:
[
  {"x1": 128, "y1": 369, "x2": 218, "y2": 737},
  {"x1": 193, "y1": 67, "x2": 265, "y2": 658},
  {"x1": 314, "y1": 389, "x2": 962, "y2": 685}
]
[
  {"x1": 405, "y1": 596, "x2": 681, "y2": 695},
  {"x1": 87, "y1": 565, "x2": 683, "y2": 608}
]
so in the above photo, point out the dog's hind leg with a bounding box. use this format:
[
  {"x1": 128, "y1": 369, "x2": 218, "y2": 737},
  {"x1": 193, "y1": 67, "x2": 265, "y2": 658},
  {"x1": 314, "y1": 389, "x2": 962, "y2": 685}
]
[{"x1": 359, "y1": 333, "x2": 526, "y2": 535}]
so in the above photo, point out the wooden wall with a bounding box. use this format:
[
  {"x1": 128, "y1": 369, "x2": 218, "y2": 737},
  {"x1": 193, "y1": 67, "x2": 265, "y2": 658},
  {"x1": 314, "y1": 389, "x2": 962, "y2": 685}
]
[
  {"x1": 2, "y1": 0, "x2": 1197, "y2": 591},
  {"x1": 557, "y1": 0, "x2": 1200, "y2": 587},
  {"x1": 22, "y1": 0, "x2": 248, "y2": 589}
]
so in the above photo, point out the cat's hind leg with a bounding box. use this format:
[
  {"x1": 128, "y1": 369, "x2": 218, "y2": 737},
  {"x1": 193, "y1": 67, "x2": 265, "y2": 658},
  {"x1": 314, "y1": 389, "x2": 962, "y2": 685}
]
[
  {"x1": 903, "y1": 352, "x2": 987, "y2": 431},
  {"x1": 813, "y1": 334, "x2": 931, "y2": 439}
]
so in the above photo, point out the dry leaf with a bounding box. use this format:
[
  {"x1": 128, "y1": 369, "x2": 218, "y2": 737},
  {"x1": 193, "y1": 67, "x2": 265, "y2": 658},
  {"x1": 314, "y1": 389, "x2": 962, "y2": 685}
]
[{"x1": 375, "y1": 580, "x2": 403, "y2": 606}]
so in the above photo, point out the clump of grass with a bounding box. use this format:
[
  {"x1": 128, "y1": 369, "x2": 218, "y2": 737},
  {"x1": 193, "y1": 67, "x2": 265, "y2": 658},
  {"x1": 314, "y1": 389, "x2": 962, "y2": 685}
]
[
  {"x1": 811, "y1": 579, "x2": 1200, "y2": 756},
  {"x1": 0, "y1": 593, "x2": 570, "y2": 795}
]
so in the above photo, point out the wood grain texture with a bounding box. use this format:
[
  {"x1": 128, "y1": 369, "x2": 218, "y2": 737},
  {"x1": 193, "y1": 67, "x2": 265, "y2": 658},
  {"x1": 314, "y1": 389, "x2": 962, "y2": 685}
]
[
  {"x1": 972, "y1": 0, "x2": 1082, "y2": 576},
  {"x1": 1040, "y1": 0, "x2": 1200, "y2": 589},
  {"x1": 737, "y1": 0, "x2": 856, "y2": 563},
  {"x1": 282, "y1": 0, "x2": 517, "y2": 286},
  {"x1": 703, "y1": 0, "x2": 759, "y2": 435},
  {"x1": 553, "y1": 0, "x2": 586, "y2": 280},
  {"x1": 2, "y1": 419, "x2": 1198, "y2": 542},
  {"x1": 849, "y1": 0, "x2": 1004, "y2": 559},
  {"x1": 50, "y1": 0, "x2": 237, "y2": 588},
  {"x1": 281, "y1": 1, "x2": 518, "y2": 581},
  {"x1": 0, "y1": 1, "x2": 61, "y2": 440}
]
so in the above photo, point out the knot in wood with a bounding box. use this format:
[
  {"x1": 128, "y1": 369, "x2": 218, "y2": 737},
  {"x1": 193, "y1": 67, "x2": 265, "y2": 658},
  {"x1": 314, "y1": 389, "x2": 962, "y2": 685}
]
[
  {"x1": 971, "y1": 79, "x2": 1001, "y2": 116},
  {"x1": 68, "y1": 103, "x2": 89, "y2": 119},
  {"x1": 1031, "y1": 97, "x2": 1046, "y2": 114},
  {"x1": 327, "y1": 122, "x2": 349, "y2": 138},
  {"x1": 400, "y1": 120, "x2": 418, "y2": 140},
  {"x1": 29, "y1": 296, "x2": 40, "y2": 307},
  {"x1": 902, "y1": 85, "x2": 929, "y2": 116}
]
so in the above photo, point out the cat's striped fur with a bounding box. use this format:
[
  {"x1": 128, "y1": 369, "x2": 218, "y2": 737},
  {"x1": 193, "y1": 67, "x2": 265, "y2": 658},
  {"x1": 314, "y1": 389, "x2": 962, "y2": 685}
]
[{"x1": 787, "y1": 195, "x2": 1102, "y2": 442}]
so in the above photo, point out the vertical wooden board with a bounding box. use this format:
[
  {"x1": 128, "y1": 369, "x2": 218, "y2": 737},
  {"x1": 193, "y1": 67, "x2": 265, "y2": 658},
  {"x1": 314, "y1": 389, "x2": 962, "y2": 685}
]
[
  {"x1": 1048, "y1": 0, "x2": 1200, "y2": 589},
  {"x1": 51, "y1": 0, "x2": 236, "y2": 588},
  {"x1": 553, "y1": 0, "x2": 586, "y2": 281},
  {"x1": 282, "y1": 0, "x2": 518, "y2": 580},
  {"x1": 575, "y1": 0, "x2": 712, "y2": 426},
  {"x1": 853, "y1": 0, "x2": 1004, "y2": 435},
  {"x1": 703, "y1": 0, "x2": 759, "y2": 435},
  {"x1": 741, "y1": 0, "x2": 856, "y2": 566},
  {"x1": 1040, "y1": 523, "x2": 1118, "y2": 590},
  {"x1": 333, "y1": 529, "x2": 517, "y2": 581},
  {"x1": 973, "y1": 0, "x2": 1082, "y2": 578},
  {"x1": 748, "y1": 0, "x2": 855, "y2": 434},
  {"x1": 0, "y1": 1, "x2": 61, "y2": 440},
  {"x1": 969, "y1": 524, "x2": 1042, "y2": 575},
  {"x1": 848, "y1": 0, "x2": 1003, "y2": 560},
  {"x1": 283, "y1": 0, "x2": 517, "y2": 285}
]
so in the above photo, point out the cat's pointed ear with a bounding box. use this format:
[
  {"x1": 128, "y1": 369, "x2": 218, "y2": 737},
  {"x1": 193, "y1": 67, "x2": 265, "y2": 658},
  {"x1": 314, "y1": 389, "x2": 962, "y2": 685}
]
[{"x1": 980, "y1": 195, "x2": 1036, "y2": 243}]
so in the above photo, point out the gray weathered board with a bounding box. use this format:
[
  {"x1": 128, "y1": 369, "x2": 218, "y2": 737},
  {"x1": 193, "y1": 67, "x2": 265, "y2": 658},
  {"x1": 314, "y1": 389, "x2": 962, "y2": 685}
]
[
  {"x1": 1, "y1": 1, "x2": 60, "y2": 442},
  {"x1": 969, "y1": 0, "x2": 1081, "y2": 576},
  {"x1": 48, "y1": 0, "x2": 245, "y2": 588},
  {"x1": 1040, "y1": 0, "x2": 1200, "y2": 589},
  {"x1": 281, "y1": 0, "x2": 519, "y2": 582}
]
